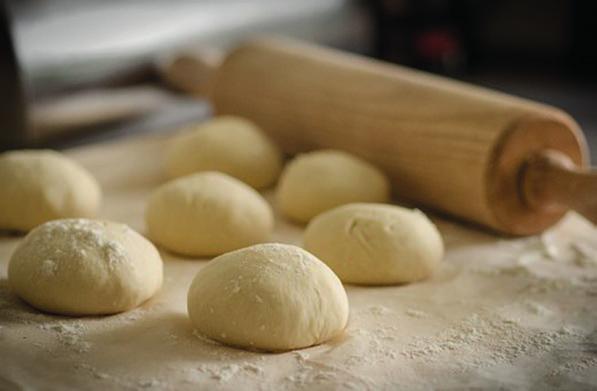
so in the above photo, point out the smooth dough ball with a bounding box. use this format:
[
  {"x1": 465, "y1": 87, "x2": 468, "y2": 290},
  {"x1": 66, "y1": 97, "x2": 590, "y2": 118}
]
[
  {"x1": 304, "y1": 203, "x2": 443, "y2": 285},
  {"x1": 187, "y1": 243, "x2": 349, "y2": 351},
  {"x1": 276, "y1": 150, "x2": 390, "y2": 223},
  {"x1": 8, "y1": 219, "x2": 163, "y2": 315},
  {"x1": 0, "y1": 150, "x2": 101, "y2": 232},
  {"x1": 165, "y1": 116, "x2": 283, "y2": 189},
  {"x1": 145, "y1": 172, "x2": 273, "y2": 257}
]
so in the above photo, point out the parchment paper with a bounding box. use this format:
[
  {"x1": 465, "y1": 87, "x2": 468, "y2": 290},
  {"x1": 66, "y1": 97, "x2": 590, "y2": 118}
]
[{"x1": 1, "y1": 134, "x2": 596, "y2": 390}]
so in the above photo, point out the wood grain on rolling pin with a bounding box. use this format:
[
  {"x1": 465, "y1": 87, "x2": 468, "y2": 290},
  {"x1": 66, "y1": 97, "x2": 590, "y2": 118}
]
[{"x1": 211, "y1": 38, "x2": 587, "y2": 235}]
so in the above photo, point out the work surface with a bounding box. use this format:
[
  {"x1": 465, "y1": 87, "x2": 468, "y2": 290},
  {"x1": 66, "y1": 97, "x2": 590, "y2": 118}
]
[{"x1": 1, "y1": 134, "x2": 597, "y2": 390}]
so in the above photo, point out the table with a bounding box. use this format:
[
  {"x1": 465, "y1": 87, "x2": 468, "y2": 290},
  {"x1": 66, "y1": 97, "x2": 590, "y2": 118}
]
[{"x1": 1, "y1": 133, "x2": 597, "y2": 390}]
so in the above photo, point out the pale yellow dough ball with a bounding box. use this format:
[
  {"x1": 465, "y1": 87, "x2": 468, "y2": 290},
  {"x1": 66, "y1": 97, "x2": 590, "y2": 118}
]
[
  {"x1": 145, "y1": 172, "x2": 273, "y2": 257},
  {"x1": 276, "y1": 150, "x2": 390, "y2": 223},
  {"x1": 165, "y1": 116, "x2": 283, "y2": 189},
  {"x1": 187, "y1": 243, "x2": 349, "y2": 351},
  {"x1": 0, "y1": 150, "x2": 101, "y2": 232},
  {"x1": 8, "y1": 219, "x2": 163, "y2": 316},
  {"x1": 304, "y1": 203, "x2": 444, "y2": 285}
]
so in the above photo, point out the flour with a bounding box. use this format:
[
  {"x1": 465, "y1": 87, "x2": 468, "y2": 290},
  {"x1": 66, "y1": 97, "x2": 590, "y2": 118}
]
[
  {"x1": 0, "y1": 280, "x2": 50, "y2": 324},
  {"x1": 550, "y1": 356, "x2": 597, "y2": 377},
  {"x1": 75, "y1": 363, "x2": 109, "y2": 379},
  {"x1": 405, "y1": 308, "x2": 430, "y2": 318},
  {"x1": 571, "y1": 242, "x2": 597, "y2": 267},
  {"x1": 22, "y1": 219, "x2": 128, "y2": 271},
  {"x1": 400, "y1": 310, "x2": 583, "y2": 372},
  {"x1": 192, "y1": 329, "x2": 221, "y2": 345},
  {"x1": 284, "y1": 350, "x2": 370, "y2": 389},
  {"x1": 39, "y1": 321, "x2": 90, "y2": 353},
  {"x1": 139, "y1": 379, "x2": 162, "y2": 388},
  {"x1": 367, "y1": 305, "x2": 391, "y2": 316},
  {"x1": 113, "y1": 307, "x2": 148, "y2": 323},
  {"x1": 212, "y1": 364, "x2": 240, "y2": 382},
  {"x1": 523, "y1": 278, "x2": 581, "y2": 294},
  {"x1": 242, "y1": 363, "x2": 264, "y2": 375},
  {"x1": 194, "y1": 362, "x2": 266, "y2": 383},
  {"x1": 40, "y1": 259, "x2": 58, "y2": 276},
  {"x1": 2, "y1": 186, "x2": 597, "y2": 390},
  {"x1": 537, "y1": 229, "x2": 597, "y2": 266},
  {"x1": 523, "y1": 300, "x2": 552, "y2": 316}
]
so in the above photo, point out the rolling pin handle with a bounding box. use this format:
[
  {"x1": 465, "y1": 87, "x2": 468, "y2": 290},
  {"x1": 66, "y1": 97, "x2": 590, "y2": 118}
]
[
  {"x1": 157, "y1": 48, "x2": 224, "y2": 97},
  {"x1": 522, "y1": 150, "x2": 597, "y2": 224}
]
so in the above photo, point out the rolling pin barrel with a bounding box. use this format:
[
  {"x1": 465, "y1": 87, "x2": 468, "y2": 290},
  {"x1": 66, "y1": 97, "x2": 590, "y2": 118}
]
[{"x1": 169, "y1": 38, "x2": 591, "y2": 235}]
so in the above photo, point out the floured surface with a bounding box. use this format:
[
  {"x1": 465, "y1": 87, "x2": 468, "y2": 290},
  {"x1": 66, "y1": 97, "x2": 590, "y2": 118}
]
[{"x1": 1, "y1": 135, "x2": 597, "y2": 390}]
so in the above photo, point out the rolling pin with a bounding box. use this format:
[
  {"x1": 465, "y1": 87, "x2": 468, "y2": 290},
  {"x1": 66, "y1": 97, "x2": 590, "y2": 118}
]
[{"x1": 161, "y1": 38, "x2": 595, "y2": 235}]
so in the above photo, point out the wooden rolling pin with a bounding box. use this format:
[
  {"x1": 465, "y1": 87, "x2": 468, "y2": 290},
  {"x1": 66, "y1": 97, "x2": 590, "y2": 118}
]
[{"x1": 162, "y1": 38, "x2": 596, "y2": 235}]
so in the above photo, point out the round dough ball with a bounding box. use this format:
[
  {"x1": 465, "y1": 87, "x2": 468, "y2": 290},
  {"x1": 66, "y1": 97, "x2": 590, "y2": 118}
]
[
  {"x1": 304, "y1": 203, "x2": 443, "y2": 285},
  {"x1": 145, "y1": 172, "x2": 273, "y2": 256},
  {"x1": 165, "y1": 116, "x2": 282, "y2": 189},
  {"x1": 187, "y1": 243, "x2": 349, "y2": 351},
  {"x1": 276, "y1": 150, "x2": 390, "y2": 223},
  {"x1": 0, "y1": 150, "x2": 101, "y2": 232},
  {"x1": 8, "y1": 219, "x2": 163, "y2": 315}
]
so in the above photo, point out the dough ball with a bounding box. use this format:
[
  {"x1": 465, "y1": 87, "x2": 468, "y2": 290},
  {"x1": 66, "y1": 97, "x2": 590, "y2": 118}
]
[
  {"x1": 165, "y1": 116, "x2": 282, "y2": 189},
  {"x1": 304, "y1": 203, "x2": 443, "y2": 285},
  {"x1": 0, "y1": 150, "x2": 101, "y2": 232},
  {"x1": 187, "y1": 243, "x2": 349, "y2": 351},
  {"x1": 8, "y1": 219, "x2": 163, "y2": 315},
  {"x1": 276, "y1": 150, "x2": 390, "y2": 223},
  {"x1": 145, "y1": 172, "x2": 273, "y2": 257}
]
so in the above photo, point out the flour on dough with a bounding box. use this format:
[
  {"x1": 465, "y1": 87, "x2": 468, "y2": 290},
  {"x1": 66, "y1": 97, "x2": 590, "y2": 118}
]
[
  {"x1": 187, "y1": 243, "x2": 349, "y2": 351},
  {"x1": 8, "y1": 219, "x2": 163, "y2": 315}
]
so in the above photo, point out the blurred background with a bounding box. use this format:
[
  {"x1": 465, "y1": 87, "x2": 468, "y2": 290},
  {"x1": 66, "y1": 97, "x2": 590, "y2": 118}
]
[{"x1": 1, "y1": 0, "x2": 596, "y2": 154}]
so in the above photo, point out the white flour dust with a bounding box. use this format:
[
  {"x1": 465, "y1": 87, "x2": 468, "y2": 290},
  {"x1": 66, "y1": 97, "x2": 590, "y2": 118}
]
[{"x1": 1, "y1": 212, "x2": 597, "y2": 389}]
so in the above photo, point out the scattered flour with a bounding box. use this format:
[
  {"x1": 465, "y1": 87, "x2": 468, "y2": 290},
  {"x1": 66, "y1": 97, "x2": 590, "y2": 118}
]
[
  {"x1": 284, "y1": 350, "x2": 372, "y2": 389},
  {"x1": 1, "y1": 210, "x2": 597, "y2": 389},
  {"x1": 400, "y1": 311, "x2": 581, "y2": 370},
  {"x1": 242, "y1": 363, "x2": 264, "y2": 375},
  {"x1": 524, "y1": 301, "x2": 552, "y2": 316},
  {"x1": 39, "y1": 322, "x2": 90, "y2": 353},
  {"x1": 138, "y1": 379, "x2": 161, "y2": 388},
  {"x1": 195, "y1": 362, "x2": 265, "y2": 383},
  {"x1": 367, "y1": 305, "x2": 391, "y2": 316},
  {"x1": 405, "y1": 309, "x2": 430, "y2": 318},
  {"x1": 549, "y1": 356, "x2": 597, "y2": 377}
]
